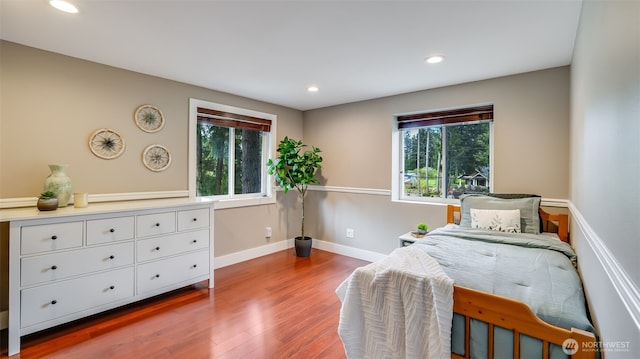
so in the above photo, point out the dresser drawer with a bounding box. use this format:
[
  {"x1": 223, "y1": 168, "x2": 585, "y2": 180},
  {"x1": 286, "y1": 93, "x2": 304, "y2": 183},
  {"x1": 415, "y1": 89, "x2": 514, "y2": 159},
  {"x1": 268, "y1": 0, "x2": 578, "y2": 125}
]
[
  {"x1": 136, "y1": 229, "x2": 209, "y2": 262},
  {"x1": 177, "y1": 208, "x2": 210, "y2": 231},
  {"x1": 86, "y1": 216, "x2": 134, "y2": 245},
  {"x1": 136, "y1": 212, "x2": 176, "y2": 238},
  {"x1": 21, "y1": 267, "x2": 134, "y2": 328},
  {"x1": 21, "y1": 222, "x2": 83, "y2": 255},
  {"x1": 137, "y1": 250, "x2": 209, "y2": 294},
  {"x1": 21, "y1": 242, "x2": 134, "y2": 287}
]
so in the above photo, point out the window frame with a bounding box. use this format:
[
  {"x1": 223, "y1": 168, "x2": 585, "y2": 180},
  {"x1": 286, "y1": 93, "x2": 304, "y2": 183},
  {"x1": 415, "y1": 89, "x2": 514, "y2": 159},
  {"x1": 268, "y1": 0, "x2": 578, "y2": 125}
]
[
  {"x1": 189, "y1": 98, "x2": 277, "y2": 209},
  {"x1": 391, "y1": 104, "x2": 494, "y2": 204}
]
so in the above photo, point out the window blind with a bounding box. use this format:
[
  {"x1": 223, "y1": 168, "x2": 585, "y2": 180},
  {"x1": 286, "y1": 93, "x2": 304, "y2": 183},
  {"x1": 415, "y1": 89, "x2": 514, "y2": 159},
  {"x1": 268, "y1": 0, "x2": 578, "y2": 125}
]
[
  {"x1": 197, "y1": 107, "x2": 271, "y2": 132},
  {"x1": 397, "y1": 104, "x2": 493, "y2": 130}
]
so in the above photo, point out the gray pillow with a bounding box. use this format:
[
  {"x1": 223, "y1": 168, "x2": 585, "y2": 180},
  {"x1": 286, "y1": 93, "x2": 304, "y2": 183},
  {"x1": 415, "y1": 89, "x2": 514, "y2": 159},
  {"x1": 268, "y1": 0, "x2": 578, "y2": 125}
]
[
  {"x1": 459, "y1": 194, "x2": 541, "y2": 234},
  {"x1": 487, "y1": 193, "x2": 543, "y2": 233}
]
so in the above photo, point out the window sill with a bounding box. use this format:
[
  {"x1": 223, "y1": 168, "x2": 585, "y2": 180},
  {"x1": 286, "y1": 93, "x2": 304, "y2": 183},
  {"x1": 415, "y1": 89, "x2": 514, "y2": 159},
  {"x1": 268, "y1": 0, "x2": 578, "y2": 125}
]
[
  {"x1": 392, "y1": 197, "x2": 459, "y2": 206},
  {"x1": 210, "y1": 195, "x2": 275, "y2": 210}
]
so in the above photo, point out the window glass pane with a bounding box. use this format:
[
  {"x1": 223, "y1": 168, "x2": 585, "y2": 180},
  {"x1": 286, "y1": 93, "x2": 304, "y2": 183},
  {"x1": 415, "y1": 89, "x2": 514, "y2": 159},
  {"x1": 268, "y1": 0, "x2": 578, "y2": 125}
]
[
  {"x1": 402, "y1": 127, "x2": 442, "y2": 198},
  {"x1": 234, "y1": 128, "x2": 263, "y2": 195},
  {"x1": 402, "y1": 122, "x2": 490, "y2": 199},
  {"x1": 445, "y1": 122, "x2": 490, "y2": 198},
  {"x1": 196, "y1": 121, "x2": 229, "y2": 196}
]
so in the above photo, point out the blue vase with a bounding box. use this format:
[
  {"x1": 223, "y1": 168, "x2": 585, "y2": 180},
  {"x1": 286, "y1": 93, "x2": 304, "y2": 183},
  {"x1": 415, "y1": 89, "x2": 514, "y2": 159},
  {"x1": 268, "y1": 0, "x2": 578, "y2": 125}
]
[{"x1": 44, "y1": 164, "x2": 72, "y2": 208}]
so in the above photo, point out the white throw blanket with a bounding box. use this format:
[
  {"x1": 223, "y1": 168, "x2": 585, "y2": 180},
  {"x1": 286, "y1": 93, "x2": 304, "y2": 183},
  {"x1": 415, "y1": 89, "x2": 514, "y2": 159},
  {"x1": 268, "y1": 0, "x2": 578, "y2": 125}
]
[{"x1": 336, "y1": 246, "x2": 454, "y2": 359}]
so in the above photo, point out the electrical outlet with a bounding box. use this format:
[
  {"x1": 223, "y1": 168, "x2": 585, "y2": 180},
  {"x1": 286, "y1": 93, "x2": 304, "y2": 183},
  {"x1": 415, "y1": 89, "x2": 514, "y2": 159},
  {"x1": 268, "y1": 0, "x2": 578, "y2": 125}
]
[
  {"x1": 265, "y1": 227, "x2": 272, "y2": 237},
  {"x1": 346, "y1": 228, "x2": 355, "y2": 238}
]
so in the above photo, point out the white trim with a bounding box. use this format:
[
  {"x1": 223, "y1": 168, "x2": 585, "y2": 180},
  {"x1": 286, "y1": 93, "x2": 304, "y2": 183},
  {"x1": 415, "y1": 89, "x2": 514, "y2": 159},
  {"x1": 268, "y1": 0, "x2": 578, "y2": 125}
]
[
  {"x1": 1, "y1": 189, "x2": 566, "y2": 210},
  {"x1": 568, "y1": 201, "x2": 640, "y2": 330},
  {"x1": 540, "y1": 198, "x2": 570, "y2": 207},
  {"x1": 313, "y1": 239, "x2": 386, "y2": 263},
  {"x1": 213, "y1": 238, "x2": 383, "y2": 270},
  {"x1": 307, "y1": 185, "x2": 569, "y2": 209},
  {"x1": 187, "y1": 98, "x2": 278, "y2": 201},
  {"x1": 391, "y1": 108, "x2": 495, "y2": 203},
  {"x1": 213, "y1": 196, "x2": 275, "y2": 209},
  {"x1": 87, "y1": 191, "x2": 189, "y2": 202},
  {"x1": 308, "y1": 185, "x2": 390, "y2": 196},
  {"x1": 0, "y1": 197, "x2": 37, "y2": 209},
  {"x1": 214, "y1": 240, "x2": 289, "y2": 269},
  {"x1": 391, "y1": 124, "x2": 401, "y2": 201},
  {"x1": 0, "y1": 191, "x2": 189, "y2": 209}
]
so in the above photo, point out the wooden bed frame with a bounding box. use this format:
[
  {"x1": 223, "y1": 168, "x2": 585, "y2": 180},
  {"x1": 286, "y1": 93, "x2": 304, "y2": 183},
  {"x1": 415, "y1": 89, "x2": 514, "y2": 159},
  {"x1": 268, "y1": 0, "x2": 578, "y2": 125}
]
[{"x1": 445, "y1": 205, "x2": 596, "y2": 358}]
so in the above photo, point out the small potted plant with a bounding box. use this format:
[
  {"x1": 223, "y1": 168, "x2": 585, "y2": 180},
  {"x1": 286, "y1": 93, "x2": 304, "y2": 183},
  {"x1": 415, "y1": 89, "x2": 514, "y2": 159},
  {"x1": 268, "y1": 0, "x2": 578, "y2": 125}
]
[
  {"x1": 37, "y1": 191, "x2": 59, "y2": 211},
  {"x1": 412, "y1": 223, "x2": 429, "y2": 238}
]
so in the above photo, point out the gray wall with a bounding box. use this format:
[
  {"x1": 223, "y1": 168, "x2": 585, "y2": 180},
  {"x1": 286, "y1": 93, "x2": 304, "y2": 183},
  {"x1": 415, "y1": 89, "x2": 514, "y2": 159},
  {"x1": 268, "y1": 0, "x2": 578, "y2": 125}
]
[
  {"x1": 0, "y1": 40, "x2": 305, "y2": 258},
  {"x1": 303, "y1": 67, "x2": 571, "y2": 254},
  {"x1": 570, "y1": 0, "x2": 640, "y2": 353},
  {"x1": 305, "y1": 67, "x2": 570, "y2": 194}
]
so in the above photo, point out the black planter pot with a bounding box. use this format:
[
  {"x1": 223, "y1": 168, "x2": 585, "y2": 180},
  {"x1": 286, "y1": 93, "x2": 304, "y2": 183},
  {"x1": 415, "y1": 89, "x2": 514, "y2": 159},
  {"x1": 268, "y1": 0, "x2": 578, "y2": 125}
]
[{"x1": 294, "y1": 236, "x2": 312, "y2": 257}]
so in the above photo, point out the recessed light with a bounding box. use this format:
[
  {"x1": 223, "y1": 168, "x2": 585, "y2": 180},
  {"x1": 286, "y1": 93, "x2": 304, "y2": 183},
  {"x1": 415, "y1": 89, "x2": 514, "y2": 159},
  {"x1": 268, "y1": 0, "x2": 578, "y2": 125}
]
[
  {"x1": 307, "y1": 86, "x2": 319, "y2": 92},
  {"x1": 49, "y1": 0, "x2": 79, "y2": 14},
  {"x1": 425, "y1": 55, "x2": 445, "y2": 64}
]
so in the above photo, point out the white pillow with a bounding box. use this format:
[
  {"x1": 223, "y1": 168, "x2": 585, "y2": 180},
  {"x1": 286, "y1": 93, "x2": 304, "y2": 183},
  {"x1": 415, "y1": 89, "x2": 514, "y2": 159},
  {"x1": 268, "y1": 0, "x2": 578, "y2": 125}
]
[{"x1": 470, "y1": 208, "x2": 521, "y2": 233}]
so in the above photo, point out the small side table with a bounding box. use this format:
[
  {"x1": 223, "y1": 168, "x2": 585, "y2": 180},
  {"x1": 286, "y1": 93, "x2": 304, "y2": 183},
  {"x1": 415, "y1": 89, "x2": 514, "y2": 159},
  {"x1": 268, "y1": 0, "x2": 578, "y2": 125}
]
[{"x1": 398, "y1": 231, "x2": 426, "y2": 247}]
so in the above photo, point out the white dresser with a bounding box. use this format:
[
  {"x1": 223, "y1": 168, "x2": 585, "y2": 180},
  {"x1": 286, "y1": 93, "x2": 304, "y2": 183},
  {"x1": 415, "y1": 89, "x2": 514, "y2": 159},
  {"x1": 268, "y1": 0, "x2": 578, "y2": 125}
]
[{"x1": 3, "y1": 198, "x2": 215, "y2": 355}]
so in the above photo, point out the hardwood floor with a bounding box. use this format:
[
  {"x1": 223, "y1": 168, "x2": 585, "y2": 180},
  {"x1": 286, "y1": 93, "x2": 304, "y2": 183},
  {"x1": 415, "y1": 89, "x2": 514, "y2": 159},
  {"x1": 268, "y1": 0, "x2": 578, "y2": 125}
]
[{"x1": 2, "y1": 249, "x2": 368, "y2": 359}]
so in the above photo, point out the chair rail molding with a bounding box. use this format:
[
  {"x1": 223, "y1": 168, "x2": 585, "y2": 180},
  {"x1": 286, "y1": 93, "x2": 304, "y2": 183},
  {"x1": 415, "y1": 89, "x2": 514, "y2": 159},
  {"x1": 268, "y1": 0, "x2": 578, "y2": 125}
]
[
  {"x1": 0, "y1": 190, "x2": 190, "y2": 209},
  {"x1": 568, "y1": 201, "x2": 640, "y2": 330}
]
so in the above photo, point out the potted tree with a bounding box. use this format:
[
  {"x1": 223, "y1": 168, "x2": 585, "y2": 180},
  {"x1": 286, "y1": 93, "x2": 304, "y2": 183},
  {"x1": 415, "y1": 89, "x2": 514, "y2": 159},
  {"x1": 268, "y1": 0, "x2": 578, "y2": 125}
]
[{"x1": 267, "y1": 136, "x2": 323, "y2": 257}]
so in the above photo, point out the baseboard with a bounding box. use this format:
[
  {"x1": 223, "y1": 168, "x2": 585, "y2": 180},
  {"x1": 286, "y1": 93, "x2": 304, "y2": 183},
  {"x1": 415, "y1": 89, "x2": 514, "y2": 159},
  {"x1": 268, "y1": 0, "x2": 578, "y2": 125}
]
[
  {"x1": 214, "y1": 240, "x2": 290, "y2": 269},
  {"x1": 313, "y1": 239, "x2": 386, "y2": 263},
  {"x1": 213, "y1": 238, "x2": 383, "y2": 270},
  {"x1": 1, "y1": 310, "x2": 7, "y2": 330}
]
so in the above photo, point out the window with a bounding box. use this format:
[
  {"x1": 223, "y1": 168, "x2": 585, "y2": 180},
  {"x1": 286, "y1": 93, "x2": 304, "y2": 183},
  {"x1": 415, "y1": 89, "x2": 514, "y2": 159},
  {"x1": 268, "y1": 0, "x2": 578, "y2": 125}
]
[
  {"x1": 189, "y1": 99, "x2": 276, "y2": 208},
  {"x1": 392, "y1": 104, "x2": 493, "y2": 202}
]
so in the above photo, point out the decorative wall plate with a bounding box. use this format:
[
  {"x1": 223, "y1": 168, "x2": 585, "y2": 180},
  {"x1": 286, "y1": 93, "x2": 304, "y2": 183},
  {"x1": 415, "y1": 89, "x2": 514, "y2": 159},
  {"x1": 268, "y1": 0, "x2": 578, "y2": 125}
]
[
  {"x1": 134, "y1": 104, "x2": 165, "y2": 133},
  {"x1": 89, "y1": 128, "x2": 125, "y2": 159},
  {"x1": 142, "y1": 144, "x2": 171, "y2": 171}
]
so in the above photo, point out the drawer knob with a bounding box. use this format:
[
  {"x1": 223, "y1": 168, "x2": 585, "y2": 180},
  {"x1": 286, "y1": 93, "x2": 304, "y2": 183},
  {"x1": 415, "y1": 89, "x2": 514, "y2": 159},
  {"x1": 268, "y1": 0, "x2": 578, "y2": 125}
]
[
  {"x1": 192, "y1": 264, "x2": 197, "y2": 268},
  {"x1": 155, "y1": 274, "x2": 160, "y2": 278},
  {"x1": 51, "y1": 265, "x2": 57, "y2": 270},
  {"x1": 109, "y1": 228, "x2": 115, "y2": 233},
  {"x1": 109, "y1": 255, "x2": 115, "y2": 260},
  {"x1": 155, "y1": 246, "x2": 160, "y2": 251},
  {"x1": 192, "y1": 218, "x2": 197, "y2": 222},
  {"x1": 155, "y1": 223, "x2": 160, "y2": 227},
  {"x1": 51, "y1": 300, "x2": 57, "y2": 305},
  {"x1": 51, "y1": 235, "x2": 57, "y2": 240},
  {"x1": 109, "y1": 285, "x2": 115, "y2": 290},
  {"x1": 192, "y1": 240, "x2": 197, "y2": 244}
]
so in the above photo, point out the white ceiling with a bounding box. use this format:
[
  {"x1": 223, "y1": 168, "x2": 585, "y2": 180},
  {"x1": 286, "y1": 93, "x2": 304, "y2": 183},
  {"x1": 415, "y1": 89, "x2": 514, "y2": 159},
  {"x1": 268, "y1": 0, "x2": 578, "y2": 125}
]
[{"x1": 0, "y1": 0, "x2": 583, "y2": 111}]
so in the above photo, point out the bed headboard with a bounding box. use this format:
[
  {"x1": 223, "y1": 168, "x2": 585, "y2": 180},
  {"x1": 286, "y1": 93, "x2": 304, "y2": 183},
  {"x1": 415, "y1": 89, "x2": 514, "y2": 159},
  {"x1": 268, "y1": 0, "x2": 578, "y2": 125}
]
[{"x1": 446, "y1": 205, "x2": 569, "y2": 242}]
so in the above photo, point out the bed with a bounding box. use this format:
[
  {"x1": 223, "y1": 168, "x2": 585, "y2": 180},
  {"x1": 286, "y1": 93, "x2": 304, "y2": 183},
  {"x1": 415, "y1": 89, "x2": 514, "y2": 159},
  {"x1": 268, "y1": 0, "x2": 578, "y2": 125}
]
[{"x1": 336, "y1": 194, "x2": 597, "y2": 359}]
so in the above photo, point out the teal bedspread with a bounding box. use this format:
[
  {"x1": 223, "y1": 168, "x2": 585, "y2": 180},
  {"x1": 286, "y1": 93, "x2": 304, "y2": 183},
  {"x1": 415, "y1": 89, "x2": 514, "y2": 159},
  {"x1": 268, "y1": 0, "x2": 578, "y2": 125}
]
[{"x1": 413, "y1": 225, "x2": 594, "y2": 358}]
